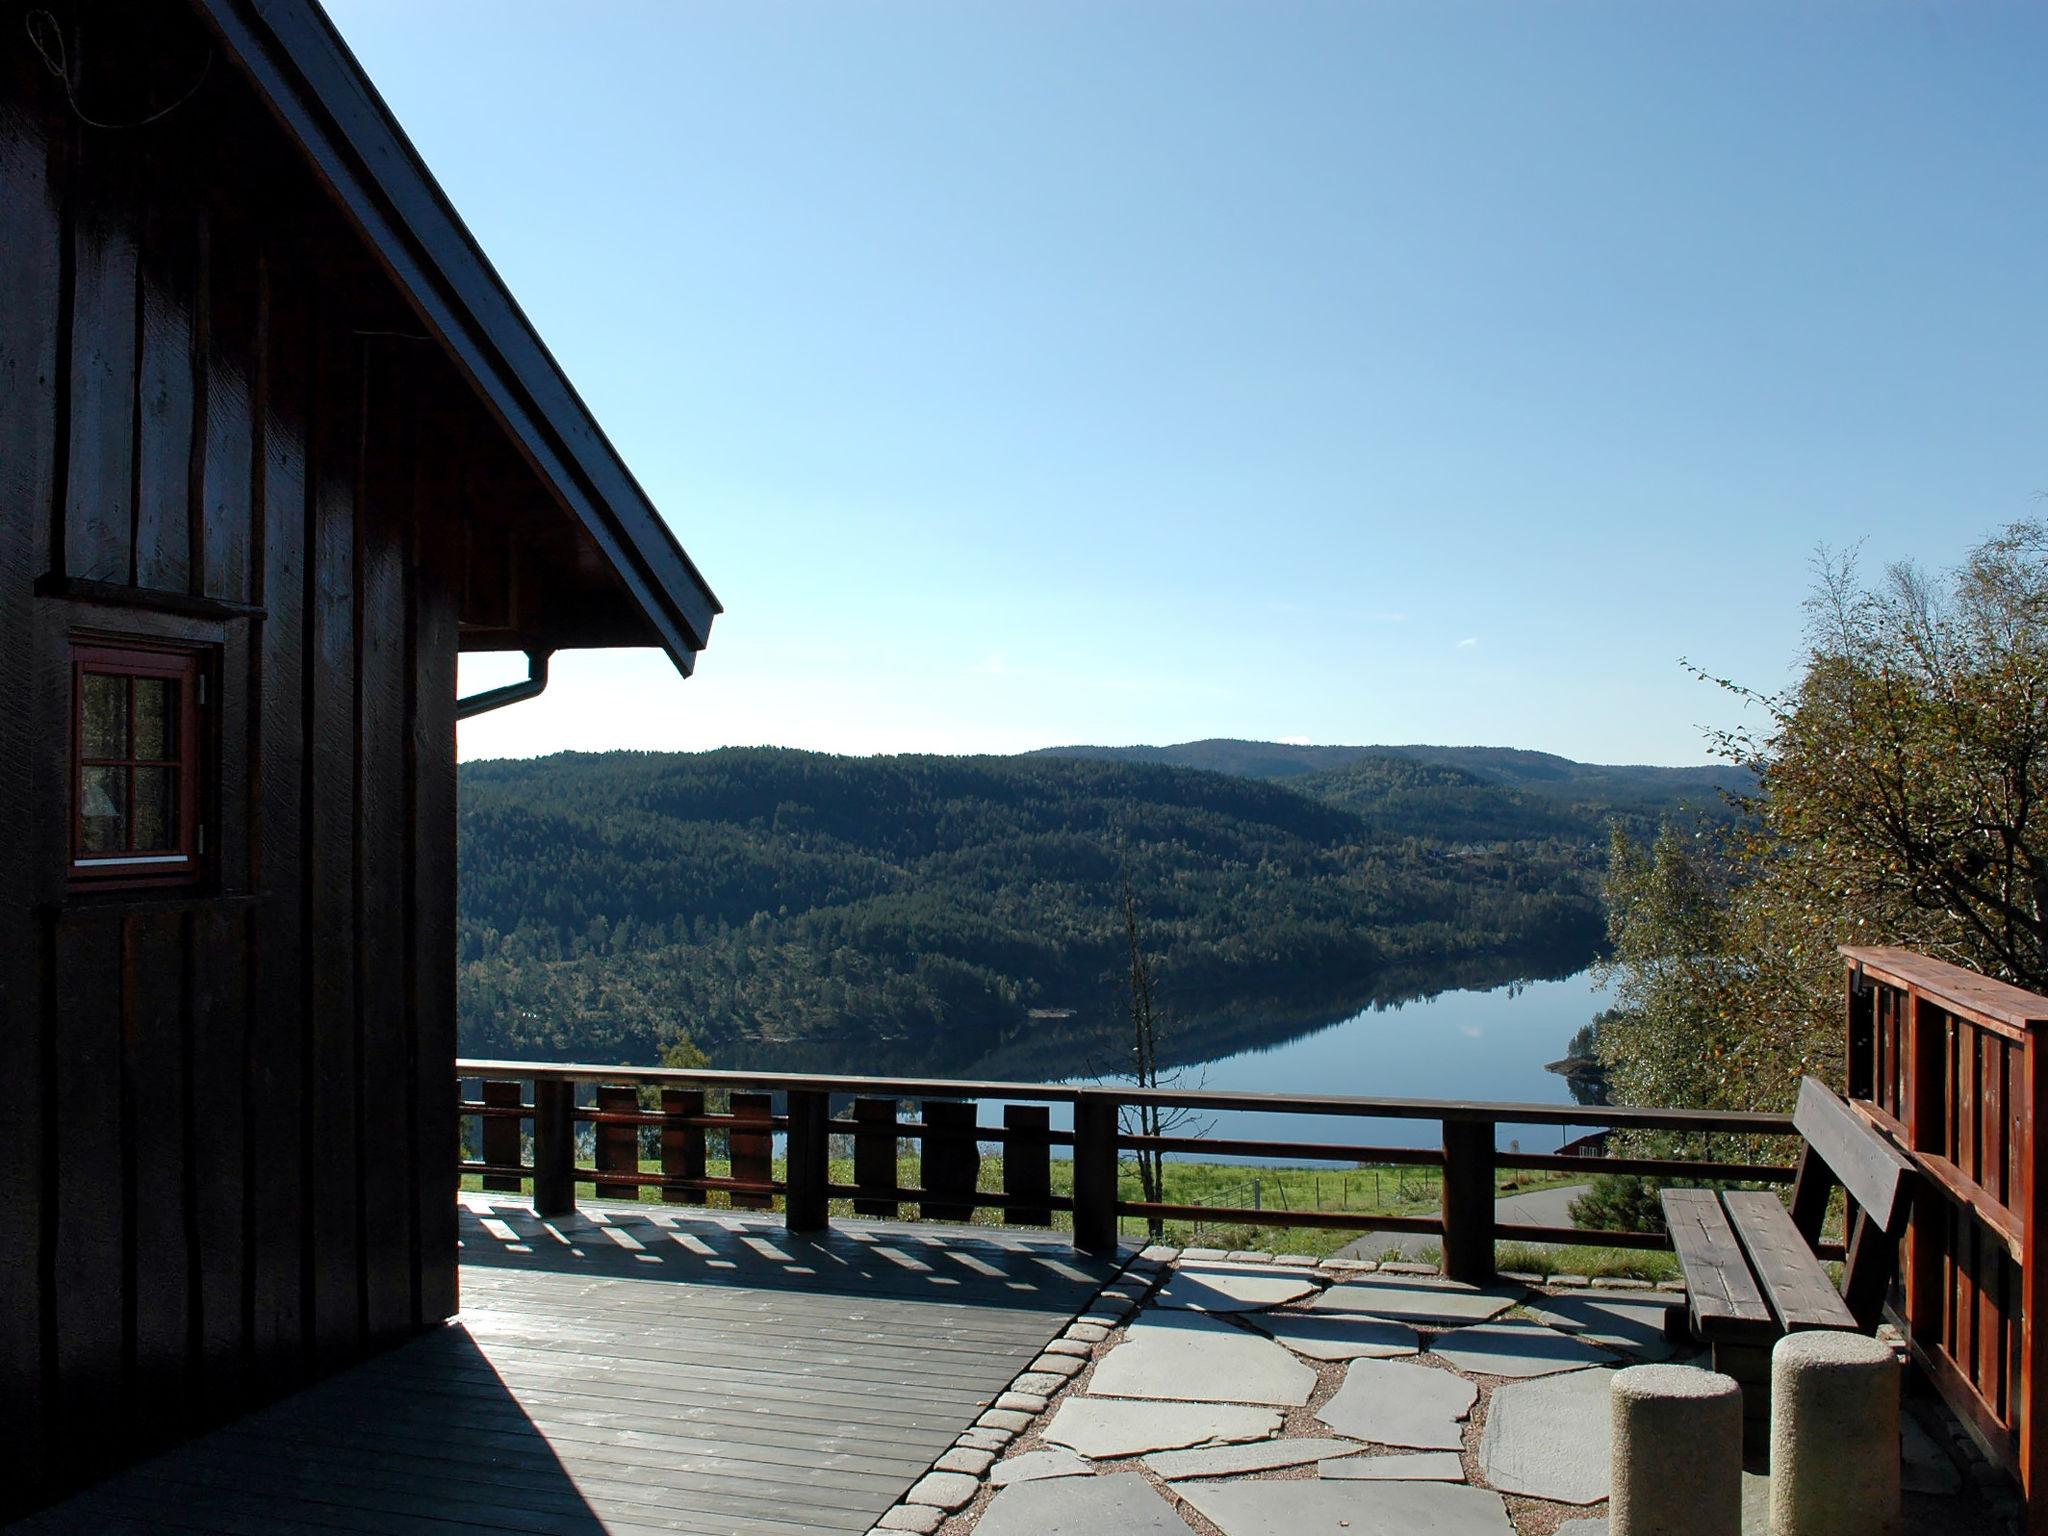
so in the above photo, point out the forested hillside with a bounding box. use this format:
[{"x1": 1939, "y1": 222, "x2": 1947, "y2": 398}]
[
  {"x1": 457, "y1": 748, "x2": 1612, "y2": 1073},
  {"x1": 1031, "y1": 739, "x2": 1746, "y2": 834}
]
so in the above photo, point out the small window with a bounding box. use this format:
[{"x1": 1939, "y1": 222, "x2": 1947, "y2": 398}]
[{"x1": 71, "y1": 642, "x2": 207, "y2": 887}]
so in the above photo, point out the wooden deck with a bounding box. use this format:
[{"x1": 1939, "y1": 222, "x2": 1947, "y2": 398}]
[{"x1": 11, "y1": 1198, "x2": 1126, "y2": 1535}]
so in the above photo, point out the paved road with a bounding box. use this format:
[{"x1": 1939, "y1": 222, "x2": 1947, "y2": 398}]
[{"x1": 1337, "y1": 1183, "x2": 1591, "y2": 1261}]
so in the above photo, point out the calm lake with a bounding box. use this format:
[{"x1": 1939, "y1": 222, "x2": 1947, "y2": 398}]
[
  {"x1": 995, "y1": 966, "x2": 1610, "y2": 1164},
  {"x1": 700, "y1": 963, "x2": 1611, "y2": 1166}
]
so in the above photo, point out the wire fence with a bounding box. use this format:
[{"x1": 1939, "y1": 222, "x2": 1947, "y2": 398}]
[{"x1": 1121, "y1": 1164, "x2": 1446, "y2": 1242}]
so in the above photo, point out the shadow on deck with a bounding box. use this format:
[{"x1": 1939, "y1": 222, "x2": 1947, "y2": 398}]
[{"x1": 11, "y1": 1199, "x2": 1126, "y2": 1535}]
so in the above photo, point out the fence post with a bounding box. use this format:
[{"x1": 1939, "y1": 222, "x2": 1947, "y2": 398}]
[
  {"x1": 1004, "y1": 1104, "x2": 1052, "y2": 1227},
  {"x1": 784, "y1": 1089, "x2": 830, "y2": 1234},
  {"x1": 852, "y1": 1097, "x2": 900, "y2": 1218},
  {"x1": 481, "y1": 1079, "x2": 523, "y2": 1193},
  {"x1": 1072, "y1": 1091, "x2": 1118, "y2": 1257},
  {"x1": 593, "y1": 1084, "x2": 639, "y2": 1200},
  {"x1": 660, "y1": 1087, "x2": 706, "y2": 1204},
  {"x1": 532, "y1": 1079, "x2": 577, "y2": 1219},
  {"x1": 729, "y1": 1092, "x2": 774, "y2": 1211},
  {"x1": 921, "y1": 1100, "x2": 980, "y2": 1223},
  {"x1": 2024, "y1": 1026, "x2": 2048, "y2": 1532},
  {"x1": 1441, "y1": 1117, "x2": 1495, "y2": 1284}
]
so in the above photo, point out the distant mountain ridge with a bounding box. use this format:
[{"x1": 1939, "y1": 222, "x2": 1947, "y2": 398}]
[{"x1": 1027, "y1": 739, "x2": 1747, "y2": 827}]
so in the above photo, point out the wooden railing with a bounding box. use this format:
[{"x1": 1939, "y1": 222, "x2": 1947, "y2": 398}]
[
  {"x1": 1844, "y1": 946, "x2": 2048, "y2": 1520},
  {"x1": 454, "y1": 1059, "x2": 1797, "y2": 1283}
]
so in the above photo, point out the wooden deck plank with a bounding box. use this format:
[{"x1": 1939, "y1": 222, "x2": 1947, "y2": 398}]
[
  {"x1": 12, "y1": 1203, "x2": 1122, "y2": 1535},
  {"x1": 345, "y1": 1363, "x2": 1015, "y2": 1435},
  {"x1": 174, "y1": 1426, "x2": 933, "y2": 1507}
]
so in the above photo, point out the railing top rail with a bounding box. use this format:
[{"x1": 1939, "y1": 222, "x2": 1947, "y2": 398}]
[
  {"x1": 1076, "y1": 1086, "x2": 1792, "y2": 1132},
  {"x1": 457, "y1": 1059, "x2": 1087, "y2": 1102},
  {"x1": 453, "y1": 1058, "x2": 1795, "y2": 1134},
  {"x1": 1843, "y1": 945, "x2": 2048, "y2": 1035}
]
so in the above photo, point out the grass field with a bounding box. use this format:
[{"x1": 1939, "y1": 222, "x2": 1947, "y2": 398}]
[{"x1": 459, "y1": 1147, "x2": 1678, "y2": 1278}]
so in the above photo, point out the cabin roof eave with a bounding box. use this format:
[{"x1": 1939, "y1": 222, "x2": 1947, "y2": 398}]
[{"x1": 191, "y1": 0, "x2": 721, "y2": 676}]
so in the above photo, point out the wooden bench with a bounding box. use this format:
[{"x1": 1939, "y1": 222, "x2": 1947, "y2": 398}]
[{"x1": 1661, "y1": 1077, "x2": 1917, "y2": 1436}]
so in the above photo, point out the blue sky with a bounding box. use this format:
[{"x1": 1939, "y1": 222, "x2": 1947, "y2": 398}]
[{"x1": 322, "y1": 0, "x2": 2047, "y2": 766}]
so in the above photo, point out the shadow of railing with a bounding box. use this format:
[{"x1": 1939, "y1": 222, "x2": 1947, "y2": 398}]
[{"x1": 457, "y1": 1196, "x2": 1122, "y2": 1319}]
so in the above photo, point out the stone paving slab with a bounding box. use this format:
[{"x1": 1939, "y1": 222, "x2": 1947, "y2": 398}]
[
  {"x1": 1042, "y1": 1397, "x2": 1285, "y2": 1459},
  {"x1": 1087, "y1": 1309, "x2": 1317, "y2": 1406},
  {"x1": 1146, "y1": 1436, "x2": 1363, "y2": 1480},
  {"x1": 1426, "y1": 1316, "x2": 1617, "y2": 1378},
  {"x1": 1312, "y1": 1273, "x2": 1525, "y2": 1326},
  {"x1": 1176, "y1": 1477, "x2": 1516, "y2": 1535},
  {"x1": 1317, "y1": 1357, "x2": 1477, "y2": 1450},
  {"x1": 1902, "y1": 1412, "x2": 1964, "y2": 1495},
  {"x1": 988, "y1": 1448, "x2": 1094, "y2": 1486},
  {"x1": 1242, "y1": 1310, "x2": 1422, "y2": 1361},
  {"x1": 876, "y1": 1505, "x2": 944, "y2": 1533},
  {"x1": 1319, "y1": 1450, "x2": 1467, "y2": 1481},
  {"x1": 1522, "y1": 1291, "x2": 1682, "y2": 1359},
  {"x1": 973, "y1": 1471, "x2": 1189, "y2": 1536},
  {"x1": 905, "y1": 1471, "x2": 980, "y2": 1511},
  {"x1": 1476, "y1": 1366, "x2": 1615, "y2": 1505},
  {"x1": 1152, "y1": 1261, "x2": 1324, "y2": 1312}
]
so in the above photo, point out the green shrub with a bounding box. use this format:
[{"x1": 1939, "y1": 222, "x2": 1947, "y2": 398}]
[{"x1": 1569, "y1": 1173, "x2": 1669, "y2": 1234}]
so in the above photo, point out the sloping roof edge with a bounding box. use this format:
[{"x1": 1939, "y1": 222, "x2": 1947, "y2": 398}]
[{"x1": 191, "y1": 0, "x2": 721, "y2": 675}]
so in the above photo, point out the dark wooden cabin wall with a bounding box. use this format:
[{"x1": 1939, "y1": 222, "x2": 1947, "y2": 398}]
[
  {"x1": 0, "y1": 15, "x2": 64, "y2": 1497},
  {"x1": 0, "y1": 12, "x2": 473, "y2": 1511}
]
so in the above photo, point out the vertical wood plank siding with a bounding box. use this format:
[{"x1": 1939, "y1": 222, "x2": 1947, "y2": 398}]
[
  {"x1": 0, "y1": 23, "x2": 63, "y2": 1488},
  {"x1": 0, "y1": 23, "x2": 477, "y2": 1516}
]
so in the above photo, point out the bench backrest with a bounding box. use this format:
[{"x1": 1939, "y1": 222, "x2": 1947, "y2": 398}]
[
  {"x1": 1788, "y1": 1075, "x2": 1919, "y2": 1329},
  {"x1": 1791, "y1": 1075, "x2": 1916, "y2": 1231}
]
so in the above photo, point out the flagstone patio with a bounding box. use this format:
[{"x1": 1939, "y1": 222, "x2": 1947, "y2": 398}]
[{"x1": 865, "y1": 1246, "x2": 2020, "y2": 1536}]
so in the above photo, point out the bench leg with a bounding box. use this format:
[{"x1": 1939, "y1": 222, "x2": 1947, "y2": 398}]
[
  {"x1": 1709, "y1": 1341, "x2": 1774, "y2": 1462},
  {"x1": 1665, "y1": 1300, "x2": 1699, "y2": 1347}
]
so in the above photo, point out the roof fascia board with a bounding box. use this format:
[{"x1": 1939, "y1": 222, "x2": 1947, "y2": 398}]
[{"x1": 192, "y1": 0, "x2": 719, "y2": 674}]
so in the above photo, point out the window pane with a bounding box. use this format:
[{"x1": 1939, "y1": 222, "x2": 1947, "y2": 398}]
[
  {"x1": 133, "y1": 767, "x2": 176, "y2": 851},
  {"x1": 133, "y1": 677, "x2": 177, "y2": 760},
  {"x1": 82, "y1": 674, "x2": 128, "y2": 758},
  {"x1": 81, "y1": 766, "x2": 128, "y2": 853}
]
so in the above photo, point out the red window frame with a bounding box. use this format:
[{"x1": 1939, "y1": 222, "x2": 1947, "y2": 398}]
[{"x1": 70, "y1": 641, "x2": 207, "y2": 888}]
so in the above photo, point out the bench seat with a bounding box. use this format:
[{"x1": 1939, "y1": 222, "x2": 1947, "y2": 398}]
[
  {"x1": 1722, "y1": 1189, "x2": 1856, "y2": 1335},
  {"x1": 1659, "y1": 1079, "x2": 1915, "y2": 1444},
  {"x1": 1663, "y1": 1187, "x2": 1775, "y2": 1343},
  {"x1": 1663, "y1": 1187, "x2": 1856, "y2": 1342}
]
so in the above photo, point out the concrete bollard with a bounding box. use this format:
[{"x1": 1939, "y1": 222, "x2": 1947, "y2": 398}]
[
  {"x1": 1768, "y1": 1331, "x2": 1900, "y2": 1536},
  {"x1": 1609, "y1": 1363, "x2": 1744, "y2": 1536}
]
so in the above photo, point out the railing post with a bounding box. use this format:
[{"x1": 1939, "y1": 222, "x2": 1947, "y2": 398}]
[
  {"x1": 2024, "y1": 1026, "x2": 2048, "y2": 1531},
  {"x1": 481, "y1": 1079, "x2": 523, "y2": 1193},
  {"x1": 532, "y1": 1078, "x2": 576, "y2": 1219},
  {"x1": 852, "y1": 1097, "x2": 899, "y2": 1217},
  {"x1": 784, "y1": 1089, "x2": 830, "y2": 1235},
  {"x1": 1442, "y1": 1116, "x2": 1495, "y2": 1284},
  {"x1": 1072, "y1": 1091, "x2": 1118, "y2": 1257},
  {"x1": 729, "y1": 1092, "x2": 774, "y2": 1210},
  {"x1": 1004, "y1": 1104, "x2": 1052, "y2": 1227},
  {"x1": 1904, "y1": 987, "x2": 1945, "y2": 1362},
  {"x1": 593, "y1": 1084, "x2": 639, "y2": 1200},
  {"x1": 660, "y1": 1087, "x2": 706, "y2": 1205},
  {"x1": 921, "y1": 1099, "x2": 979, "y2": 1223}
]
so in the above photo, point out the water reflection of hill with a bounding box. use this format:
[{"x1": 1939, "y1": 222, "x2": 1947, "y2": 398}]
[{"x1": 715, "y1": 944, "x2": 1596, "y2": 1084}]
